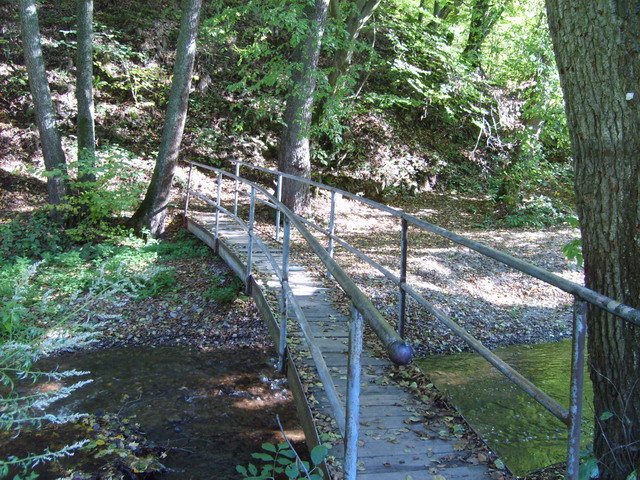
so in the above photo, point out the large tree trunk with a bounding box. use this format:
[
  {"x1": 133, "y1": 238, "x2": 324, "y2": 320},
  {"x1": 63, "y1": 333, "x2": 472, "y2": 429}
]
[
  {"x1": 278, "y1": 0, "x2": 330, "y2": 214},
  {"x1": 129, "y1": 0, "x2": 202, "y2": 236},
  {"x1": 327, "y1": 0, "x2": 381, "y2": 92},
  {"x1": 19, "y1": 0, "x2": 67, "y2": 205},
  {"x1": 545, "y1": 1, "x2": 640, "y2": 478},
  {"x1": 76, "y1": 0, "x2": 95, "y2": 182}
]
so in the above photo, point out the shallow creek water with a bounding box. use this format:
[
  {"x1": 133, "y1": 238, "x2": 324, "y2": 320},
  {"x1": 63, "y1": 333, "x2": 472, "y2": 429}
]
[
  {"x1": 417, "y1": 340, "x2": 594, "y2": 476},
  {"x1": 3, "y1": 347, "x2": 306, "y2": 479}
]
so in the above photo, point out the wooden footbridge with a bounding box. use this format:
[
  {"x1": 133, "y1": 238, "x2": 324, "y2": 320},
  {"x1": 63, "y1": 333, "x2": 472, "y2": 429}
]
[{"x1": 182, "y1": 160, "x2": 640, "y2": 480}]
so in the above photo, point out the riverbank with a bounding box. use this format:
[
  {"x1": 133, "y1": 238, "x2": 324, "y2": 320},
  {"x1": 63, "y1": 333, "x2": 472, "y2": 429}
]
[{"x1": 0, "y1": 180, "x2": 305, "y2": 478}]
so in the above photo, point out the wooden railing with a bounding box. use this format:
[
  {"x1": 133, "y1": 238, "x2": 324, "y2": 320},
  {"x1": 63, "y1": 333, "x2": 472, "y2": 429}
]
[{"x1": 183, "y1": 159, "x2": 640, "y2": 480}]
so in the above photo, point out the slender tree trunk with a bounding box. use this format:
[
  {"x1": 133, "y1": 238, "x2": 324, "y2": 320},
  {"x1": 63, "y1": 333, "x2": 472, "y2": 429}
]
[
  {"x1": 327, "y1": 0, "x2": 381, "y2": 92},
  {"x1": 461, "y1": 0, "x2": 505, "y2": 67},
  {"x1": 429, "y1": 0, "x2": 462, "y2": 21},
  {"x1": 129, "y1": 0, "x2": 202, "y2": 236},
  {"x1": 437, "y1": 0, "x2": 463, "y2": 20},
  {"x1": 545, "y1": 1, "x2": 640, "y2": 478},
  {"x1": 278, "y1": 0, "x2": 330, "y2": 213},
  {"x1": 19, "y1": 0, "x2": 67, "y2": 205},
  {"x1": 76, "y1": 0, "x2": 95, "y2": 182},
  {"x1": 329, "y1": 0, "x2": 341, "y2": 19}
]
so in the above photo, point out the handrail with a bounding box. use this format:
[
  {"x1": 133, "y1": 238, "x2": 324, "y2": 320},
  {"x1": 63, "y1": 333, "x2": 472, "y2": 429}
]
[
  {"x1": 186, "y1": 159, "x2": 413, "y2": 365},
  {"x1": 184, "y1": 159, "x2": 639, "y2": 480},
  {"x1": 225, "y1": 159, "x2": 640, "y2": 327}
]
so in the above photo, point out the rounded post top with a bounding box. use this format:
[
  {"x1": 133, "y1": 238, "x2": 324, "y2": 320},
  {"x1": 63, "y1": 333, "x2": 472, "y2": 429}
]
[{"x1": 388, "y1": 340, "x2": 414, "y2": 365}]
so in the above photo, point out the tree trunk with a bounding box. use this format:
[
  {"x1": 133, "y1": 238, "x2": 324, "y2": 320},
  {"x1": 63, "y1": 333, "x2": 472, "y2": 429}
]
[
  {"x1": 129, "y1": 0, "x2": 202, "y2": 236},
  {"x1": 545, "y1": 1, "x2": 640, "y2": 478},
  {"x1": 278, "y1": 0, "x2": 330, "y2": 214},
  {"x1": 327, "y1": 0, "x2": 381, "y2": 92},
  {"x1": 19, "y1": 0, "x2": 67, "y2": 205},
  {"x1": 76, "y1": 0, "x2": 95, "y2": 182},
  {"x1": 461, "y1": 0, "x2": 505, "y2": 67}
]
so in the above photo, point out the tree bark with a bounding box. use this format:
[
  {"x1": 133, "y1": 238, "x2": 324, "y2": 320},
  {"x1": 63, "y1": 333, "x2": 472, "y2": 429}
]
[
  {"x1": 545, "y1": 1, "x2": 640, "y2": 478},
  {"x1": 129, "y1": 0, "x2": 202, "y2": 236},
  {"x1": 19, "y1": 0, "x2": 67, "y2": 205},
  {"x1": 278, "y1": 0, "x2": 331, "y2": 214},
  {"x1": 76, "y1": 0, "x2": 95, "y2": 182}
]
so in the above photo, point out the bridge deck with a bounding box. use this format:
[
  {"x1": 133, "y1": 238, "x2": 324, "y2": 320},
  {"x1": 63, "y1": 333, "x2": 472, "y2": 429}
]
[{"x1": 188, "y1": 213, "x2": 492, "y2": 479}]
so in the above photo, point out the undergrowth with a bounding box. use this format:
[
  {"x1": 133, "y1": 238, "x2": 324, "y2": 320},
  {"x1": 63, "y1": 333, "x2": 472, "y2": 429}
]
[{"x1": 204, "y1": 275, "x2": 244, "y2": 305}]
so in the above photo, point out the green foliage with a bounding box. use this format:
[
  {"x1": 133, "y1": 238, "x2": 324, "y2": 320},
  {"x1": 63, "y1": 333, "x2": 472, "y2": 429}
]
[
  {"x1": 197, "y1": 0, "x2": 308, "y2": 129},
  {"x1": 92, "y1": 23, "x2": 169, "y2": 104},
  {"x1": 485, "y1": 0, "x2": 570, "y2": 161},
  {"x1": 236, "y1": 441, "x2": 327, "y2": 479},
  {"x1": 136, "y1": 268, "x2": 178, "y2": 299},
  {"x1": 0, "y1": 259, "x2": 38, "y2": 340},
  {"x1": 204, "y1": 275, "x2": 244, "y2": 304},
  {"x1": 62, "y1": 145, "x2": 148, "y2": 242},
  {"x1": 562, "y1": 216, "x2": 583, "y2": 267},
  {"x1": 364, "y1": 7, "x2": 488, "y2": 125},
  {"x1": 578, "y1": 448, "x2": 599, "y2": 480},
  {"x1": 491, "y1": 131, "x2": 574, "y2": 227},
  {"x1": 501, "y1": 195, "x2": 569, "y2": 228},
  {"x1": 0, "y1": 211, "x2": 71, "y2": 260}
]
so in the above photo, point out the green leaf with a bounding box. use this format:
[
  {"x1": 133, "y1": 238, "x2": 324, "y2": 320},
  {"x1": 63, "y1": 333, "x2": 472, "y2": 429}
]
[
  {"x1": 252, "y1": 453, "x2": 274, "y2": 461},
  {"x1": 236, "y1": 465, "x2": 247, "y2": 476},
  {"x1": 599, "y1": 411, "x2": 614, "y2": 421},
  {"x1": 626, "y1": 471, "x2": 637, "y2": 480},
  {"x1": 285, "y1": 463, "x2": 299, "y2": 478},
  {"x1": 280, "y1": 448, "x2": 296, "y2": 459},
  {"x1": 579, "y1": 457, "x2": 599, "y2": 479},
  {"x1": 310, "y1": 445, "x2": 328, "y2": 466},
  {"x1": 262, "y1": 442, "x2": 277, "y2": 453},
  {"x1": 248, "y1": 463, "x2": 258, "y2": 475}
]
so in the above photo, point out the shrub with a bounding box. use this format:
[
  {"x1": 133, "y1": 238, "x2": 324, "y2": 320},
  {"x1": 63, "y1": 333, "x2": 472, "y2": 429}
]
[
  {"x1": 136, "y1": 268, "x2": 178, "y2": 299},
  {"x1": 237, "y1": 441, "x2": 328, "y2": 480},
  {"x1": 204, "y1": 275, "x2": 243, "y2": 304},
  {"x1": 0, "y1": 211, "x2": 71, "y2": 260}
]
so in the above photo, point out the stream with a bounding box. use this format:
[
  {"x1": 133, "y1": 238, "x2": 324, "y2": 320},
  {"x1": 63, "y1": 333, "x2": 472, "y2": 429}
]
[
  {"x1": 417, "y1": 339, "x2": 594, "y2": 477},
  {"x1": 2, "y1": 346, "x2": 306, "y2": 479}
]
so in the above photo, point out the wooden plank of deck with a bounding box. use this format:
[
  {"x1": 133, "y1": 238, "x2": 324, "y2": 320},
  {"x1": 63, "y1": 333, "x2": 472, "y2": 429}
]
[{"x1": 190, "y1": 213, "x2": 492, "y2": 479}]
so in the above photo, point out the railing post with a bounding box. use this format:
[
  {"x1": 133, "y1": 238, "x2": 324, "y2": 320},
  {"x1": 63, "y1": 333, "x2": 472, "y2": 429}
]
[
  {"x1": 214, "y1": 172, "x2": 222, "y2": 248},
  {"x1": 233, "y1": 162, "x2": 240, "y2": 216},
  {"x1": 327, "y1": 191, "x2": 337, "y2": 258},
  {"x1": 344, "y1": 305, "x2": 363, "y2": 480},
  {"x1": 183, "y1": 164, "x2": 193, "y2": 221},
  {"x1": 245, "y1": 186, "x2": 256, "y2": 294},
  {"x1": 398, "y1": 218, "x2": 408, "y2": 337},
  {"x1": 278, "y1": 217, "x2": 291, "y2": 373},
  {"x1": 566, "y1": 298, "x2": 587, "y2": 480},
  {"x1": 275, "y1": 174, "x2": 283, "y2": 242}
]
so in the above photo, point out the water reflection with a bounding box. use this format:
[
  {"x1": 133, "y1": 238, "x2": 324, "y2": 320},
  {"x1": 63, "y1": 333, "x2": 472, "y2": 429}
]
[
  {"x1": 417, "y1": 340, "x2": 593, "y2": 476},
  {"x1": 2, "y1": 347, "x2": 305, "y2": 479}
]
